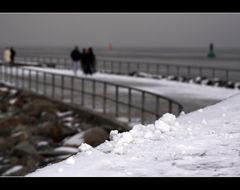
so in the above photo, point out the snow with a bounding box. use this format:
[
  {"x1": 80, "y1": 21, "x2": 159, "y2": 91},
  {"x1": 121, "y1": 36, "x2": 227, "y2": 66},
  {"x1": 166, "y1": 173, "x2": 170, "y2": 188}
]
[
  {"x1": 2, "y1": 165, "x2": 23, "y2": 176},
  {"x1": 0, "y1": 87, "x2": 8, "y2": 92},
  {"x1": 56, "y1": 111, "x2": 73, "y2": 118},
  {"x1": 54, "y1": 147, "x2": 79, "y2": 154},
  {"x1": 9, "y1": 98, "x2": 17, "y2": 105},
  {"x1": 37, "y1": 141, "x2": 49, "y2": 146},
  {"x1": 65, "y1": 156, "x2": 76, "y2": 165},
  {"x1": 63, "y1": 132, "x2": 85, "y2": 146},
  {"x1": 27, "y1": 93, "x2": 240, "y2": 177}
]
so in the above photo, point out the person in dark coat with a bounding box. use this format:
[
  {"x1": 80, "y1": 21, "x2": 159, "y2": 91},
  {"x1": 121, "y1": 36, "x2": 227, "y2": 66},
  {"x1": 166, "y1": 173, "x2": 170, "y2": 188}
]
[
  {"x1": 10, "y1": 47, "x2": 16, "y2": 64},
  {"x1": 87, "y1": 47, "x2": 96, "y2": 74},
  {"x1": 80, "y1": 48, "x2": 88, "y2": 75},
  {"x1": 70, "y1": 46, "x2": 81, "y2": 75}
]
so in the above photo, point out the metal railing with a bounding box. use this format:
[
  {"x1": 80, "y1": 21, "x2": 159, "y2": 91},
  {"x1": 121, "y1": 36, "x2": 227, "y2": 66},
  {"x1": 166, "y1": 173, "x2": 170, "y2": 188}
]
[
  {"x1": 15, "y1": 56, "x2": 240, "y2": 82},
  {"x1": 96, "y1": 58, "x2": 240, "y2": 82},
  {"x1": 0, "y1": 64, "x2": 183, "y2": 125}
]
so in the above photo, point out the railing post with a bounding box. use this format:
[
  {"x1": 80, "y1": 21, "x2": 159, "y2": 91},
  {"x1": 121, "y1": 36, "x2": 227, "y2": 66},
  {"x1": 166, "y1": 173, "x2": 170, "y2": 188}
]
[
  {"x1": 52, "y1": 74, "x2": 55, "y2": 98},
  {"x1": 43, "y1": 72, "x2": 47, "y2": 96},
  {"x1": 156, "y1": 96, "x2": 159, "y2": 120},
  {"x1": 16, "y1": 66, "x2": 19, "y2": 87},
  {"x1": 103, "y1": 60, "x2": 106, "y2": 72},
  {"x1": 212, "y1": 68, "x2": 215, "y2": 78},
  {"x1": 187, "y1": 66, "x2": 191, "y2": 76},
  {"x1": 5, "y1": 65, "x2": 8, "y2": 82},
  {"x1": 137, "y1": 62, "x2": 140, "y2": 73},
  {"x1": 21, "y1": 68, "x2": 24, "y2": 89},
  {"x1": 81, "y1": 78, "x2": 85, "y2": 107},
  {"x1": 119, "y1": 61, "x2": 121, "y2": 74},
  {"x1": 157, "y1": 64, "x2": 160, "y2": 76},
  {"x1": 166, "y1": 65, "x2": 169, "y2": 76},
  {"x1": 169, "y1": 101, "x2": 172, "y2": 113},
  {"x1": 178, "y1": 105, "x2": 182, "y2": 116},
  {"x1": 115, "y1": 85, "x2": 119, "y2": 117},
  {"x1": 111, "y1": 61, "x2": 114, "y2": 74},
  {"x1": 60, "y1": 75, "x2": 64, "y2": 100},
  {"x1": 36, "y1": 70, "x2": 39, "y2": 93},
  {"x1": 146, "y1": 63, "x2": 150, "y2": 75},
  {"x1": 92, "y1": 80, "x2": 96, "y2": 109},
  {"x1": 103, "y1": 82, "x2": 107, "y2": 114},
  {"x1": 226, "y1": 70, "x2": 229, "y2": 81},
  {"x1": 141, "y1": 91, "x2": 145, "y2": 124},
  {"x1": 70, "y1": 76, "x2": 74, "y2": 105},
  {"x1": 9, "y1": 65, "x2": 13, "y2": 84},
  {"x1": 28, "y1": 69, "x2": 31, "y2": 91},
  {"x1": 0, "y1": 64, "x2": 2, "y2": 81},
  {"x1": 176, "y1": 66, "x2": 180, "y2": 76},
  {"x1": 128, "y1": 88, "x2": 132, "y2": 122},
  {"x1": 199, "y1": 67, "x2": 202, "y2": 77}
]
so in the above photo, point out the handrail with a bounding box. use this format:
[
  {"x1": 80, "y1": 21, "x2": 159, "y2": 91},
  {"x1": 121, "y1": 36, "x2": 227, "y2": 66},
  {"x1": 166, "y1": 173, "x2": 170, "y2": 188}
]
[
  {"x1": 0, "y1": 64, "x2": 183, "y2": 125},
  {"x1": 15, "y1": 56, "x2": 240, "y2": 82}
]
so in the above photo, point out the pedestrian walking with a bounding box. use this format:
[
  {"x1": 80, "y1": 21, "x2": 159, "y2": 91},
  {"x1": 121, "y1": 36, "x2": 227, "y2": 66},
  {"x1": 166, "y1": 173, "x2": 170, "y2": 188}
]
[{"x1": 70, "y1": 46, "x2": 81, "y2": 76}]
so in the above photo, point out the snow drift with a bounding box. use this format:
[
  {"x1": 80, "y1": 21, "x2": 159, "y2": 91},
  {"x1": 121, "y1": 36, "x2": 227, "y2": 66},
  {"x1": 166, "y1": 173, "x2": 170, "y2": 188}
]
[{"x1": 27, "y1": 93, "x2": 240, "y2": 177}]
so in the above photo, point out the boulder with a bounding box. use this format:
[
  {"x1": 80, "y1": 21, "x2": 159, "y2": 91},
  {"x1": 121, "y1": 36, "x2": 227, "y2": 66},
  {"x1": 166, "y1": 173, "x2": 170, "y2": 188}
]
[
  {"x1": 22, "y1": 98, "x2": 57, "y2": 117},
  {"x1": 0, "y1": 102, "x2": 9, "y2": 113},
  {"x1": 0, "y1": 117, "x2": 24, "y2": 130},
  {"x1": 83, "y1": 127, "x2": 109, "y2": 147},
  {"x1": 11, "y1": 141, "x2": 39, "y2": 157},
  {"x1": 32, "y1": 122, "x2": 78, "y2": 142}
]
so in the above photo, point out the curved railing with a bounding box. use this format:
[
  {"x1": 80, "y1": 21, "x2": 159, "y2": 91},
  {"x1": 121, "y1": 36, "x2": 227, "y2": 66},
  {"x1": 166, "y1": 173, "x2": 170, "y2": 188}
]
[
  {"x1": 0, "y1": 64, "x2": 183, "y2": 125},
  {"x1": 15, "y1": 56, "x2": 240, "y2": 82}
]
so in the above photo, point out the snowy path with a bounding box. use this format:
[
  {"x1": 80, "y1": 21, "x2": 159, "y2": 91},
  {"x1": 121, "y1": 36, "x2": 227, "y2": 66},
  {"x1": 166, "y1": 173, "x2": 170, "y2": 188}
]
[{"x1": 27, "y1": 93, "x2": 240, "y2": 177}]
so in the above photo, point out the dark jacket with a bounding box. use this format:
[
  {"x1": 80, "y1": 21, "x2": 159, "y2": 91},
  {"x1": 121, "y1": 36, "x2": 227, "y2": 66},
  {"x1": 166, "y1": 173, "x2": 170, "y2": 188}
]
[{"x1": 70, "y1": 49, "x2": 81, "y2": 61}]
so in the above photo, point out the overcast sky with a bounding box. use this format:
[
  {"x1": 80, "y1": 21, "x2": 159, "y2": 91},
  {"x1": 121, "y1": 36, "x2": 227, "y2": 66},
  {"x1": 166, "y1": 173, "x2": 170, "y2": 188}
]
[{"x1": 0, "y1": 13, "x2": 240, "y2": 48}]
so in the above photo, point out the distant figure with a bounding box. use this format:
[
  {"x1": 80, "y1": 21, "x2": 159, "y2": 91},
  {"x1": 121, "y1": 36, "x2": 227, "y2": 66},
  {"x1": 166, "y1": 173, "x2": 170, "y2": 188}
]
[
  {"x1": 208, "y1": 43, "x2": 216, "y2": 58},
  {"x1": 70, "y1": 46, "x2": 81, "y2": 76},
  {"x1": 87, "y1": 47, "x2": 96, "y2": 74},
  {"x1": 81, "y1": 48, "x2": 88, "y2": 75},
  {"x1": 10, "y1": 47, "x2": 16, "y2": 64},
  {"x1": 3, "y1": 48, "x2": 11, "y2": 64}
]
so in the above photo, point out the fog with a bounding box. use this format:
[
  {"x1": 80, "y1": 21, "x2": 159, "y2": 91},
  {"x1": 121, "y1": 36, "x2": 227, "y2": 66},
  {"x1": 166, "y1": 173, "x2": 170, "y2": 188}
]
[{"x1": 0, "y1": 13, "x2": 240, "y2": 48}]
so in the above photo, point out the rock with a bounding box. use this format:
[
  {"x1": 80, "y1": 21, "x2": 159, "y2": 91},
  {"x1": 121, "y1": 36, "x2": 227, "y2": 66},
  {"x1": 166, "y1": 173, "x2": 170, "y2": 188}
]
[
  {"x1": 40, "y1": 112, "x2": 58, "y2": 122},
  {"x1": 22, "y1": 98, "x2": 57, "y2": 117},
  {"x1": 11, "y1": 141, "x2": 39, "y2": 157},
  {"x1": 10, "y1": 130, "x2": 29, "y2": 143},
  {"x1": 32, "y1": 122, "x2": 78, "y2": 142},
  {"x1": 29, "y1": 135, "x2": 55, "y2": 150},
  {"x1": 0, "y1": 89, "x2": 9, "y2": 100},
  {"x1": 12, "y1": 95, "x2": 27, "y2": 108},
  {"x1": 0, "y1": 102, "x2": 9, "y2": 113},
  {"x1": 0, "y1": 117, "x2": 24, "y2": 130},
  {"x1": 83, "y1": 127, "x2": 109, "y2": 147},
  {"x1": 0, "y1": 138, "x2": 9, "y2": 151},
  {"x1": 20, "y1": 155, "x2": 42, "y2": 172}
]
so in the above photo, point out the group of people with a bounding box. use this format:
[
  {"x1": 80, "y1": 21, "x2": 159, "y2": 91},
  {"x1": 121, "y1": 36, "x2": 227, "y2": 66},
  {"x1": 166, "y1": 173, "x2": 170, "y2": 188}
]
[
  {"x1": 3, "y1": 47, "x2": 16, "y2": 64},
  {"x1": 70, "y1": 46, "x2": 96, "y2": 76}
]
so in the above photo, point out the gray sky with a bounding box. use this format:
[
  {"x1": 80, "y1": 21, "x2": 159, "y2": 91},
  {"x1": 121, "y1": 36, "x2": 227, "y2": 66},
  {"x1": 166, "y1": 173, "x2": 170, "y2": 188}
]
[{"x1": 0, "y1": 13, "x2": 240, "y2": 48}]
